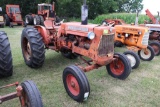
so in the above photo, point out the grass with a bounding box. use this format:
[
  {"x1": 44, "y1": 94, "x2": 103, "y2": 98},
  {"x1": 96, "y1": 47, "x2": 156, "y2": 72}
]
[{"x1": 0, "y1": 26, "x2": 160, "y2": 107}]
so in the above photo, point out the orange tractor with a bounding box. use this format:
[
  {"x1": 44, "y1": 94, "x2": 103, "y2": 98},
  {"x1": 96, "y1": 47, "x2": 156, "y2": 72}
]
[
  {"x1": 21, "y1": 2, "x2": 131, "y2": 102},
  {"x1": 102, "y1": 18, "x2": 155, "y2": 65},
  {"x1": 4, "y1": 4, "x2": 24, "y2": 26},
  {"x1": 0, "y1": 80, "x2": 43, "y2": 107},
  {"x1": 25, "y1": 3, "x2": 60, "y2": 26}
]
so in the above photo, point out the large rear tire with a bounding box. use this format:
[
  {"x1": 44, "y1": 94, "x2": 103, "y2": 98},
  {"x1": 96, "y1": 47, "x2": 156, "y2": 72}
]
[
  {"x1": 21, "y1": 80, "x2": 43, "y2": 107},
  {"x1": 21, "y1": 27, "x2": 45, "y2": 68},
  {"x1": 149, "y1": 41, "x2": 160, "y2": 56},
  {"x1": 25, "y1": 15, "x2": 33, "y2": 25},
  {"x1": 123, "y1": 51, "x2": 140, "y2": 69},
  {"x1": 106, "y1": 53, "x2": 131, "y2": 80},
  {"x1": 33, "y1": 15, "x2": 40, "y2": 25},
  {"x1": 138, "y1": 46, "x2": 155, "y2": 61},
  {"x1": 0, "y1": 31, "x2": 13, "y2": 77},
  {"x1": 4, "y1": 14, "x2": 10, "y2": 26},
  {"x1": 39, "y1": 15, "x2": 44, "y2": 26},
  {"x1": 63, "y1": 65, "x2": 90, "y2": 102}
]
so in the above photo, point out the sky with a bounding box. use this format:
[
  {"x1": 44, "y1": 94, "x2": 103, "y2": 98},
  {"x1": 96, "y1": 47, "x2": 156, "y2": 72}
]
[{"x1": 141, "y1": 0, "x2": 160, "y2": 15}]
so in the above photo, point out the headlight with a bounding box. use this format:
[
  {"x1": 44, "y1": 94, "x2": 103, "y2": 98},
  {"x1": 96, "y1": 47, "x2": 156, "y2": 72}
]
[
  {"x1": 87, "y1": 32, "x2": 95, "y2": 40},
  {"x1": 125, "y1": 33, "x2": 129, "y2": 37},
  {"x1": 138, "y1": 31, "x2": 142, "y2": 35}
]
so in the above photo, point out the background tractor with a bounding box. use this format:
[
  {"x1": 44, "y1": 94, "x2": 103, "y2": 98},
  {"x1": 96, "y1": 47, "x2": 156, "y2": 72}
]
[
  {"x1": 4, "y1": 4, "x2": 23, "y2": 26},
  {"x1": 0, "y1": 80, "x2": 43, "y2": 107},
  {"x1": 0, "y1": 31, "x2": 13, "y2": 77},
  {"x1": 25, "y1": 3, "x2": 60, "y2": 26},
  {"x1": 0, "y1": 7, "x2": 4, "y2": 28},
  {"x1": 21, "y1": 1, "x2": 131, "y2": 102},
  {"x1": 114, "y1": 25, "x2": 155, "y2": 62}
]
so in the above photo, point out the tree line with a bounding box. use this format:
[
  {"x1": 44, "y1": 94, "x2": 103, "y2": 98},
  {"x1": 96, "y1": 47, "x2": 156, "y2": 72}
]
[{"x1": 0, "y1": 0, "x2": 143, "y2": 19}]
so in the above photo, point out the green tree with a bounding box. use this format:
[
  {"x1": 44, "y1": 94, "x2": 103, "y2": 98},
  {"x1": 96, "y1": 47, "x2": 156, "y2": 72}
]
[{"x1": 121, "y1": 0, "x2": 143, "y2": 13}]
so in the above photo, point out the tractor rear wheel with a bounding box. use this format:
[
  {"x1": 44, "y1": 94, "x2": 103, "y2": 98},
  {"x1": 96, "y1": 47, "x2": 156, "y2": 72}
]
[
  {"x1": 61, "y1": 48, "x2": 78, "y2": 59},
  {"x1": 21, "y1": 27, "x2": 45, "y2": 68},
  {"x1": 138, "y1": 46, "x2": 155, "y2": 61},
  {"x1": 4, "y1": 14, "x2": 10, "y2": 26},
  {"x1": 0, "y1": 31, "x2": 13, "y2": 77},
  {"x1": 39, "y1": 15, "x2": 44, "y2": 26},
  {"x1": 21, "y1": 80, "x2": 43, "y2": 107},
  {"x1": 149, "y1": 41, "x2": 160, "y2": 56},
  {"x1": 106, "y1": 53, "x2": 131, "y2": 80},
  {"x1": 63, "y1": 65, "x2": 90, "y2": 102},
  {"x1": 123, "y1": 51, "x2": 140, "y2": 69},
  {"x1": 25, "y1": 15, "x2": 33, "y2": 25},
  {"x1": 33, "y1": 15, "x2": 40, "y2": 25}
]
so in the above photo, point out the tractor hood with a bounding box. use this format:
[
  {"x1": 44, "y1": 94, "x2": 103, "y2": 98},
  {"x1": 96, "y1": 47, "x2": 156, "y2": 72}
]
[
  {"x1": 61, "y1": 22, "x2": 114, "y2": 37},
  {"x1": 115, "y1": 25, "x2": 148, "y2": 35},
  {"x1": 145, "y1": 24, "x2": 160, "y2": 31}
]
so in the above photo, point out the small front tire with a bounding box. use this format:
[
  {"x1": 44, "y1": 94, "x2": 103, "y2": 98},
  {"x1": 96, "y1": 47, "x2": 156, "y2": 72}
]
[
  {"x1": 106, "y1": 53, "x2": 131, "y2": 80},
  {"x1": 138, "y1": 46, "x2": 155, "y2": 61},
  {"x1": 21, "y1": 80, "x2": 43, "y2": 107},
  {"x1": 123, "y1": 51, "x2": 140, "y2": 69},
  {"x1": 63, "y1": 65, "x2": 90, "y2": 102}
]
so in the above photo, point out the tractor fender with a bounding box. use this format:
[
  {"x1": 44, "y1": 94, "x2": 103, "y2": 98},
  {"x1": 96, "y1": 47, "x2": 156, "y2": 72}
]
[{"x1": 34, "y1": 25, "x2": 50, "y2": 45}]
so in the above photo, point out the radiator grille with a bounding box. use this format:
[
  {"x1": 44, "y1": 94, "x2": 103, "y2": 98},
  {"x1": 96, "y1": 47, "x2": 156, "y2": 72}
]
[
  {"x1": 15, "y1": 15, "x2": 21, "y2": 21},
  {"x1": 98, "y1": 34, "x2": 114, "y2": 56},
  {"x1": 142, "y1": 32, "x2": 149, "y2": 45}
]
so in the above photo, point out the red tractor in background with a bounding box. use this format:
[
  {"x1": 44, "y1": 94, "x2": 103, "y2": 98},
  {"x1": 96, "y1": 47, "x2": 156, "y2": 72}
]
[
  {"x1": 145, "y1": 9, "x2": 160, "y2": 24},
  {"x1": 4, "y1": 4, "x2": 24, "y2": 26},
  {"x1": 21, "y1": 2, "x2": 132, "y2": 102},
  {"x1": 25, "y1": 3, "x2": 60, "y2": 26}
]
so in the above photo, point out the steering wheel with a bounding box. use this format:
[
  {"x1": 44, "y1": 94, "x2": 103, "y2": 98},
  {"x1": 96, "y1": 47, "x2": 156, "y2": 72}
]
[{"x1": 106, "y1": 21, "x2": 115, "y2": 27}]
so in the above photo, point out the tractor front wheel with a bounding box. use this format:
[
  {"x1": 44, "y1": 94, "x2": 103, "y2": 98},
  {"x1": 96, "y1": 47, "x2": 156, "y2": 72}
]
[
  {"x1": 21, "y1": 27, "x2": 45, "y2": 68},
  {"x1": 138, "y1": 46, "x2": 155, "y2": 61},
  {"x1": 123, "y1": 51, "x2": 140, "y2": 69},
  {"x1": 149, "y1": 41, "x2": 160, "y2": 56},
  {"x1": 33, "y1": 15, "x2": 40, "y2": 25},
  {"x1": 63, "y1": 65, "x2": 90, "y2": 102},
  {"x1": 106, "y1": 53, "x2": 131, "y2": 80},
  {"x1": 0, "y1": 31, "x2": 13, "y2": 77},
  {"x1": 21, "y1": 80, "x2": 43, "y2": 107}
]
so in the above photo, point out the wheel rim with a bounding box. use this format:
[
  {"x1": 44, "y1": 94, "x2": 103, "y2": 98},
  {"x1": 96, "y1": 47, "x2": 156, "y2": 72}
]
[
  {"x1": 140, "y1": 48, "x2": 151, "y2": 59},
  {"x1": 25, "y1": 17, "x2": 29, "y2": 24},
  {"x1": 110, "y1": 59, "x2": 125, "y2": 76},
  {"x1": 125, "y1": 54, "x2": 136, "y2": 67},
  {"x1": 151, "y1": 44, "x2": 159, "y2": 55},
  {"x1": 34, "y1": 18, "x2": 36, "y2": 25},
  {"x1": 23, "y1": 37, "x2": 31, "y2": 61},
  {"x1": 21, "y1": 91, "x2": 31, "y2": 107},
  {"x1": 66, "y1": 74, "x2": 80, "y2": 96}
]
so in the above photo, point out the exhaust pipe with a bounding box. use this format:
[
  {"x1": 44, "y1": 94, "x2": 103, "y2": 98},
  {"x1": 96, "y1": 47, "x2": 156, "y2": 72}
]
[{"x1": 81, "y1": 0, "x2": 88, "y2": 25}]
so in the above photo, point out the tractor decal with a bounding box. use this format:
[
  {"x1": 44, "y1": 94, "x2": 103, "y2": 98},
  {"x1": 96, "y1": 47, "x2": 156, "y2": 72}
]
[{"x1": 68, "y1": 25, "x2": 89, "y2": 32}]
